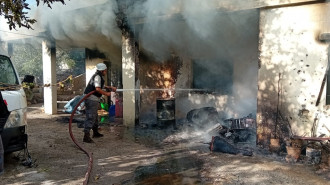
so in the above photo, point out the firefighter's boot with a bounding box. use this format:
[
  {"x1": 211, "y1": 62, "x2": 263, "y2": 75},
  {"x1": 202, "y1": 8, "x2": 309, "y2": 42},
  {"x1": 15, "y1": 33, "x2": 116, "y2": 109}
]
[
  {"x1": 83, "y1": 132, "x2": 94, "y2": 143},
  {"x1": 92, "y1": 128, "x2": 104, "y2": 138}
]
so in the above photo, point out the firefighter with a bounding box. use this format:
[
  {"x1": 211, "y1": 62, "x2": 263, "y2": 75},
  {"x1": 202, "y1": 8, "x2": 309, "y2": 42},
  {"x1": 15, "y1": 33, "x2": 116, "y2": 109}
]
[{"x1": 83, "y1": 63, "x2": 116, "y2": 143}]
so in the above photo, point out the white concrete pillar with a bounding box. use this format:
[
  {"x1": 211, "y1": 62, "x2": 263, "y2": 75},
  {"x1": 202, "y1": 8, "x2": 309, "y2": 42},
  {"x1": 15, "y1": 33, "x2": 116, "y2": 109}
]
[
  {"x1": 122, "y1": 34, "x2": 138, "y2": 128},
  {"x1": 7, "y1": 43, "x2": 13, "y2": 57},
  {"x1": 42, "y1": 40, "x2": 57, "y2": 114}
]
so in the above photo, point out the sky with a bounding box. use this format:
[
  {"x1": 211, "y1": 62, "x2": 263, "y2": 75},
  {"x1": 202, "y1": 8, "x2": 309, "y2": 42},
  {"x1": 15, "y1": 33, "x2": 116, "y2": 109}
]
[{"x1": 26, "y1": 0, "x2": 36, "y2": 6}]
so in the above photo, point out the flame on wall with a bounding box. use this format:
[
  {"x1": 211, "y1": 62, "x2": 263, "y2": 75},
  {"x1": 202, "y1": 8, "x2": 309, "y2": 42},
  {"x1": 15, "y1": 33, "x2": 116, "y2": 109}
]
[
  {"x1": 142, "y1": 55, "x2": 182, "y2": 99},
  {"x1": 148, "y1": 67, "x2": 175, "y2": 98},
  {"x1": 161, "y1": 69, "x2": 175, "y2": 98}
]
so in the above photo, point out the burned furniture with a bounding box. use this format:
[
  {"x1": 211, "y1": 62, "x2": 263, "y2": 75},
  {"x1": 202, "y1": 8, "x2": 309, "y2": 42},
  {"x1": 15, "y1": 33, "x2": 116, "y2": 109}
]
[{"x1": 221, "y1": 115, "x2": 256, "y2": 144}]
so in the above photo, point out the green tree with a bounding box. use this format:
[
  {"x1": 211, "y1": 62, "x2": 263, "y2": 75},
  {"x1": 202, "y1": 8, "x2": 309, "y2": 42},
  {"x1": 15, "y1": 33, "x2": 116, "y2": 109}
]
[
  {"x1": 0, "y1": 0, "x2": 65, "y2": 30},
  {"x1": 12, "y1": 44, "x2": 43, "y2": 82},
  {"x1": 56, "y1": 48, "x2": 85, "y2": 76},
  {"x1": 11, "y1": 43, "x2": 85, "y2": 83}
]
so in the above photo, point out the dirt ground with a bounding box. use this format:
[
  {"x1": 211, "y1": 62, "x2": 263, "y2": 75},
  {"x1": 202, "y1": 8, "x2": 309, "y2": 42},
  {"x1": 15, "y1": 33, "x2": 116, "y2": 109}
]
[{"x1": 0, "y1": 103, "x2": 329, "y2": 185}]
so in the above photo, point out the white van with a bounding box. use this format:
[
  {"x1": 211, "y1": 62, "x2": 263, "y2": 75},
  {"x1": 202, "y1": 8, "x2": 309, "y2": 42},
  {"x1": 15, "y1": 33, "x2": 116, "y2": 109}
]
[{"x1": 0, "y1": 55, "x2": 27, "y2": 153}]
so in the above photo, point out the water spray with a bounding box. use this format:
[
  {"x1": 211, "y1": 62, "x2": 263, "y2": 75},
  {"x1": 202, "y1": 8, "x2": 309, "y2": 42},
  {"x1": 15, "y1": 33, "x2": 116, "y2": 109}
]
[{"x1": 115, "y1": 88, "x2": 207, "y2": 92}]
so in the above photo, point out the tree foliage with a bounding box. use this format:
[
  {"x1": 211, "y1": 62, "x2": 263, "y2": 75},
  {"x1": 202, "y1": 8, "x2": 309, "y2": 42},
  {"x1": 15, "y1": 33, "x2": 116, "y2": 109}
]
[
  {"x1": 12, "y1": 43, "x2": 43, "y2": 81},
  {"x1": 11, "y1": 43, "x2": 85, "y2": 83},
  {"x1": 0, "y1": 0, "x2": 65, "y2": 30}
]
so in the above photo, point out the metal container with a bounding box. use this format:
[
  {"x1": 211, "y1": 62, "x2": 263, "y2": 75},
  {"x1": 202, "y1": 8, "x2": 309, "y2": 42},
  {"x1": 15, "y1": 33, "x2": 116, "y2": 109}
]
[
  {"x1": 156, "y1": 98, "x2": 175, "y2": 127},
  {"x1": 306, "y1": 147, "x2": 321, "y2": 164}
]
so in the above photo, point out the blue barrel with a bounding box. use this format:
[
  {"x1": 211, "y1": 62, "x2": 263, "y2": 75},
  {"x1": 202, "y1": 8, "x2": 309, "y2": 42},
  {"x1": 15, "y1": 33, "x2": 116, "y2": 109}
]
[
  {"x1": 109, "y1": 105, "x2": 116, "y2": 117},
  {"x1": 109, "y1": 105, "x2": 116, "y2": 122}
]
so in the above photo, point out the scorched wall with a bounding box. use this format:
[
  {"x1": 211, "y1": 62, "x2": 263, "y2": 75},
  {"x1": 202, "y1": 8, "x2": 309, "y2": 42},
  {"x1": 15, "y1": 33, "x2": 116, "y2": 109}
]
[{"x1": 258, "y1": 2, "x2": 330, "y2": 146}]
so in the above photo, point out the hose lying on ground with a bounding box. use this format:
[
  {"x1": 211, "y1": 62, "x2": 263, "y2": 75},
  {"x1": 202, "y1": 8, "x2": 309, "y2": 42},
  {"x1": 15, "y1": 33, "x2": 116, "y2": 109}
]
[{"x1": 69, "y1": 91, "x2": 95, "y2": 185}]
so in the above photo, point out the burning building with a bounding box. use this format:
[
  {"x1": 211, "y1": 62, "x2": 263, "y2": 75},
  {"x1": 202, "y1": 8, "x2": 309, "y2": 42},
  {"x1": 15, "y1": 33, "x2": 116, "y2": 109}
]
[{"x1": 0, "y1": 0, "x2": 329, "y2": 149}]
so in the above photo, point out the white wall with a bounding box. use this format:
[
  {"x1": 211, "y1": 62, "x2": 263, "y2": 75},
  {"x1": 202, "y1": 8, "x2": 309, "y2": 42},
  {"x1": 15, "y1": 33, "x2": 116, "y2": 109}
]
[{"x1": 258, "y1": 2, "x2": 330, "y2": 141}]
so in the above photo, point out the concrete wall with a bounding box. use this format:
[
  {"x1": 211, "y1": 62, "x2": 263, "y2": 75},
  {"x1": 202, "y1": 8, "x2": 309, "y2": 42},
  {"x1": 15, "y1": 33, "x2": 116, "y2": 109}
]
[
  {"x1": 174, "y1": 57, "x2": 193, "y2": 119},
  {"x1": 122, "y1": 34, "x2": 139, "y2": 127},
  {"x1": 258, "y1": 2, "x2": 330, "y2": 145},
  {"x1": 42, "y1": 40, "x2": 57, "y2": 115}
]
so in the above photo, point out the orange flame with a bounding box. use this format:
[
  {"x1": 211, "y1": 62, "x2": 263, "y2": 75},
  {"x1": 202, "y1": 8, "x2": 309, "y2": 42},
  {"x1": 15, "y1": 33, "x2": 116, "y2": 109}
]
[{"x1": 161, "y1": 70, "x2": 174, "y2": 99}]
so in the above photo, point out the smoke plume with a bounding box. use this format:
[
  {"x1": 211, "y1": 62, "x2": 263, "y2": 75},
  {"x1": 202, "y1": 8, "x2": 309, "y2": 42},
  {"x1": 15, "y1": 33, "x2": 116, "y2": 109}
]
[{"x1": 0, "y1": 0, "x2": 259, "y2": 117}]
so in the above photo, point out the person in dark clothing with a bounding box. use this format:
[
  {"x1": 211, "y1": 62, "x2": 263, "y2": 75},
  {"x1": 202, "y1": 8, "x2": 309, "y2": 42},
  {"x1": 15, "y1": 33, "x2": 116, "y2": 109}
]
[
  {"x1": 0, "y1": 91, "x2": 10, "y2": 134},
  {"x1": 0, "y1": 91, "x2": 10, "y2": 174},
  {"x1": 83, "y1": 63, "x2": 116, "y2": 143}
]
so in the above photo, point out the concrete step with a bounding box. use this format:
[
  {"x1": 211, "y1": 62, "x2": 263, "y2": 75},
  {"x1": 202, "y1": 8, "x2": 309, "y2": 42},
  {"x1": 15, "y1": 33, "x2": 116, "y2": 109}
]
[{"x1": 57, "y1": 101, "x2": 69, "y2": 109}]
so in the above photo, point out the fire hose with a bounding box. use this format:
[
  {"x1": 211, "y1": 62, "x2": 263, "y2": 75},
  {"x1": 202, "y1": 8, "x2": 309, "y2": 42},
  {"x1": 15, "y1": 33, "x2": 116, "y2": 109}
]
[{"x1": 68, "y1": 90, "x2": 95, "y2": 185}]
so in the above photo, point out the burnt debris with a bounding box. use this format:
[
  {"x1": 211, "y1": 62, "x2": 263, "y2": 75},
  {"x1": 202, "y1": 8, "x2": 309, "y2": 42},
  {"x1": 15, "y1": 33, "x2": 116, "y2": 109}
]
[{"x1": 210, "y1": 136, "x2": 253, "y2": 156}]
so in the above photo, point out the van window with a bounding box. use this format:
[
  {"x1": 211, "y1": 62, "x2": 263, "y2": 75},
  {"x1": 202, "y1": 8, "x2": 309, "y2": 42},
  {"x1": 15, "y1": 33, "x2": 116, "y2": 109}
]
[{"x1": 0, "y1": 55, "x2": 19, "y2": 86}]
